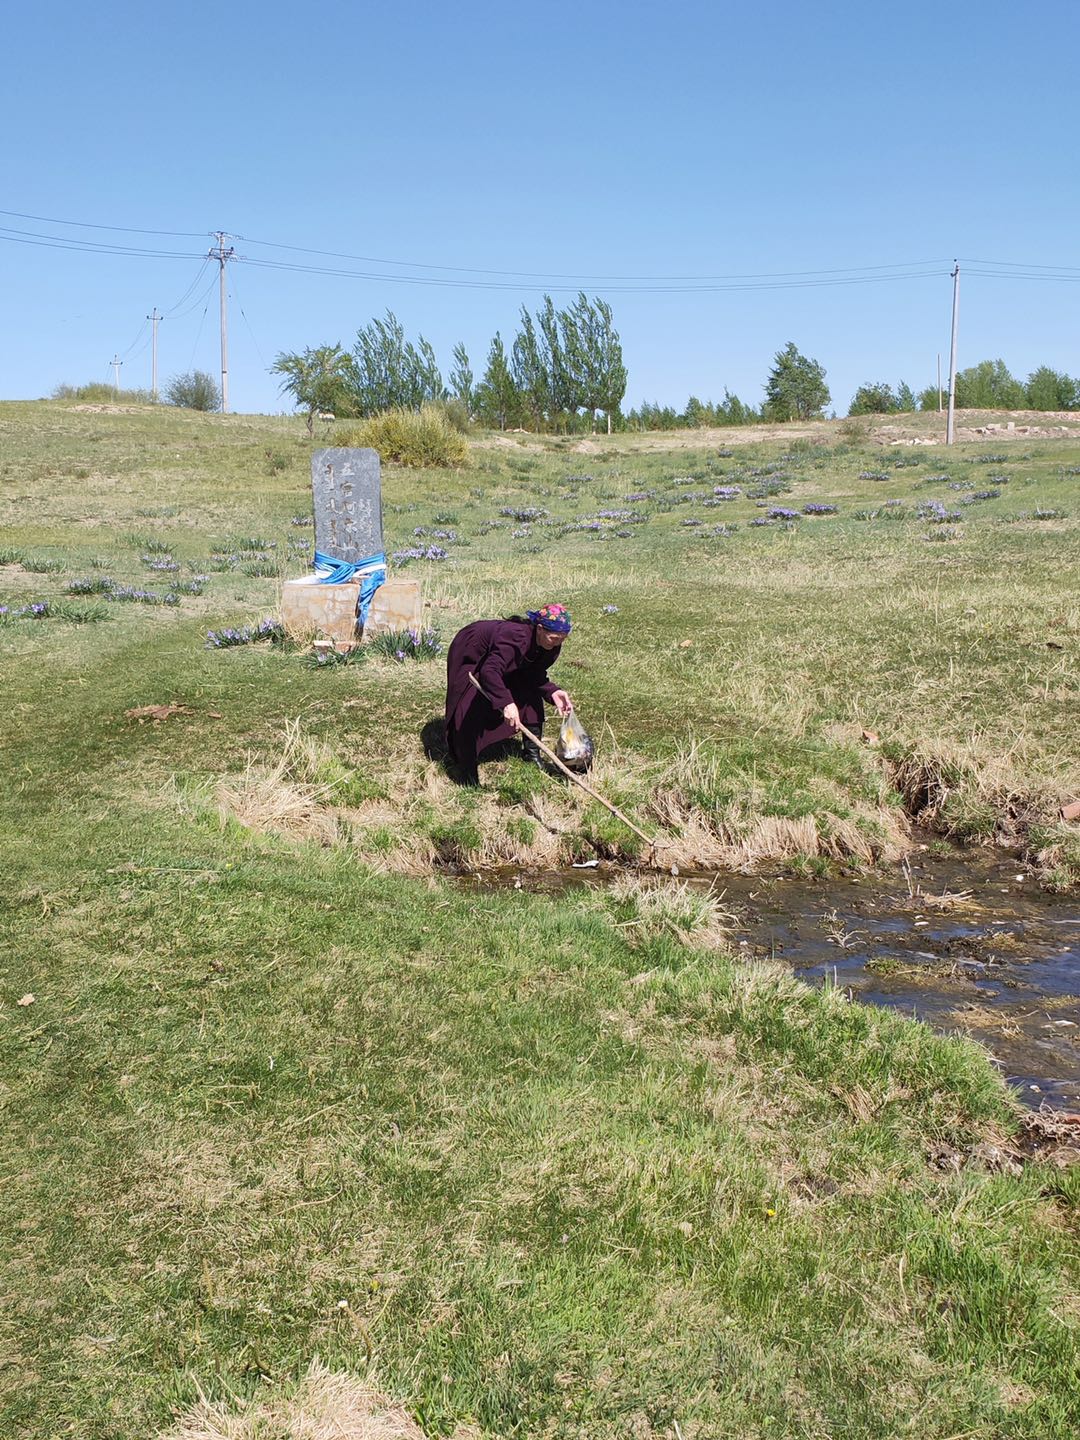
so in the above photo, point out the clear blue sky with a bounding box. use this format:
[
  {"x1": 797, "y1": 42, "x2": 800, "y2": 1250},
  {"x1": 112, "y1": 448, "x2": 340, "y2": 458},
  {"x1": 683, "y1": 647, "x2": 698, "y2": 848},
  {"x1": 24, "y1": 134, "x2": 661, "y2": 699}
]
[{"x1": 3, "y1": 0, "x2": 1078, "y2": 417}]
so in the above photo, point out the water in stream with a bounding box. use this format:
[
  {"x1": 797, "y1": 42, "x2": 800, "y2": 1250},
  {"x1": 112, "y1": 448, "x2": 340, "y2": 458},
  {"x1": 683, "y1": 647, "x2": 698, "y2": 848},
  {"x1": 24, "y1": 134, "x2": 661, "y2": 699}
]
[{"x1": 466, "y1": 843, "x2": 1080, "y2": 1112}]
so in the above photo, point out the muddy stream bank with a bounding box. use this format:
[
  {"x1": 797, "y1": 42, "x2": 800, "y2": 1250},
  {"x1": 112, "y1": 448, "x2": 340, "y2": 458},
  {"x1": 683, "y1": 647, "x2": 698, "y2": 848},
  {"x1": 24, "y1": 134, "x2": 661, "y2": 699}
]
[{"x1": 462, "y1": 842, "x2": 1080, "y2": 1113}]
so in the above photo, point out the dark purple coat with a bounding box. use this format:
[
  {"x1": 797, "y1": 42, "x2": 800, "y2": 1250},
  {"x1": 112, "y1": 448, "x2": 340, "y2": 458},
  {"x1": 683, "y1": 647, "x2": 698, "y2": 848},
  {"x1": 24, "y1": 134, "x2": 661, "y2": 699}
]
[{"x1": 444, "y1": 619, "x2": 561, "y2": 767}]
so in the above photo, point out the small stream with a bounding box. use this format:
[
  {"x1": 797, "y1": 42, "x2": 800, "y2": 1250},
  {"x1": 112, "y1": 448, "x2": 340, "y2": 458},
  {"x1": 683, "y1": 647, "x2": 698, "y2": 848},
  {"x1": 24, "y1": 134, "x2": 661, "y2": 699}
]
[{"x1": 465, "y1": 843, "x2": 1080, "y2": 1112}]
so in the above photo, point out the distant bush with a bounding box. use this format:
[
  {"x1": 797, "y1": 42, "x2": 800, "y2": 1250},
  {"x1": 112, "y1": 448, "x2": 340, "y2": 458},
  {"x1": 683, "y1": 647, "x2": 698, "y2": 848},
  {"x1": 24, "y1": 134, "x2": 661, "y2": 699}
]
[
  {"x1": 336, "y1": 405, "x2": 469, "y2": 468},
  {"x1": 52, "y1": 381, "x2": 152, "y2": 404},
  {"x1": 438, "y1": 396, "x2": 473, "y2": 435},
  {"x1": 165, "y1": 370, "x2": 221, "y2": 412}
]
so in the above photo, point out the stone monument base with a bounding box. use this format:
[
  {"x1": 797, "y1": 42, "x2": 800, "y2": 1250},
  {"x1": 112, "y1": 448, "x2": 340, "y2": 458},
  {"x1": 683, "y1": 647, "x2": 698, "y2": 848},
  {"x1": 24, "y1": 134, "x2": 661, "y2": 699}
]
[
  {"x1": 361, "y1": 580, "x2": 423, "y2": 642},
  {"x1": 281, "y1": 578, "x2": 360, "y2": 651}
]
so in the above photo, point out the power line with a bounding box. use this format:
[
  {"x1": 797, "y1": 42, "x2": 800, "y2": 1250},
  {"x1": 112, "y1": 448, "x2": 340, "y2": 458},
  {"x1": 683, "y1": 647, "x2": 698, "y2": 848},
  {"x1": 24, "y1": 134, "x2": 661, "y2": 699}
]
[
  {"x1": 959, "y1": 255, "x2": 1080, "y2": 274},
  {"x1": 3, "y1": 215, "x2": 1080, "y2": 296},
  {"x1": 118, "y1": 315, "x2": 149, "y2": 358},
  {"x1": 2, "y1": 205, "x2": 1079, "y2": 289},
  {"x1": 161, "y1": 258, "x2": 214, "y2": 316},
  {"x1": 166, "y1": 270, "x2": 219, "y2": 321},
  {"x1": 0, "y1": 221, "x2": 947, "y2": 291},
  {"x1": 236, "y1": 253, "x2": 949, "y2": 295},
  {"x1": 0, "y1": 226, "x2": 201, "y2": 261},
  {"x1": 0, "y1": 207, "x2": 208, "y2": 238},
  {"x1": 234, "y1": 231, "x2": 954, "y2": 284},
  {"x1": 229, "y1": 265, "x2": 269, "y2": 371}
]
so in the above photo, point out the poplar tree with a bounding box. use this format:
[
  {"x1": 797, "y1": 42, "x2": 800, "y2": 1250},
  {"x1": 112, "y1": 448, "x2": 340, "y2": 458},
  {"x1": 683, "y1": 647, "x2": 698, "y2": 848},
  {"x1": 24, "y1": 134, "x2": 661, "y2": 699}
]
[
  {"x1": 450, "y1": 342, "x2": 474, "y2": 417},
  {"x1": 475, "y1": 333, "x2": 519, "y2": 430},
  {"x1": 351, "y1": 310, "x2": 444, "y2": 414},
  {"x1": 511, "y1": 310, "x2": 548, "y2": 428}
]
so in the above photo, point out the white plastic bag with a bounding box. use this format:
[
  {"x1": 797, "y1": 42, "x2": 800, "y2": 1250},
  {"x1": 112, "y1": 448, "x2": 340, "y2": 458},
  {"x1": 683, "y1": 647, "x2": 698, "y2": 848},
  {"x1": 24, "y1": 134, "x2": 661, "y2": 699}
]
[{"x1": 555, "y1": 709, "x2": 594, "y2": 771}]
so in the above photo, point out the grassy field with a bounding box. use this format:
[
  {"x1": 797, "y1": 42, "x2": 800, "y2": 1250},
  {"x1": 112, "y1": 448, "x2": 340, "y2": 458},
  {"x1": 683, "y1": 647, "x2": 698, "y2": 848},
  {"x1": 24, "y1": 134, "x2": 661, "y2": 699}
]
[{"x1": 1, "y1": 400, "x2": 1078, "y2": 1438}]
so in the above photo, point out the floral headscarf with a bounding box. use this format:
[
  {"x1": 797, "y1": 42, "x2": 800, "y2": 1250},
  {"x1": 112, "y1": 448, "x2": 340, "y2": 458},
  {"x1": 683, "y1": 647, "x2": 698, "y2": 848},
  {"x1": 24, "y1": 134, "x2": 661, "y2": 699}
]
[{"x1": 526, "y1": 603, "x2": 572, "y2": 635}]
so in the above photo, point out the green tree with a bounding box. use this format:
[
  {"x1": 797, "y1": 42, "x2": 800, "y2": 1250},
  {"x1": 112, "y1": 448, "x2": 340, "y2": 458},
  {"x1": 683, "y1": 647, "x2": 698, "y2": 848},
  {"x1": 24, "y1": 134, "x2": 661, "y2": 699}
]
[
  {"x1": 954, "y1": 358, "x2": 1025, "y2": 409},
  {"x1": 1025, "y1": 366, "x2": 1078, "y2": 411},
  {"x1": 271, "y1": 343, "x2": 356, "y2": 435},
  {"x1": 164, "y1": 370, "x2": 221, "y2": 412},
  {"x1": 848, "y1": 381, "x2": 898, "y2": 416},
  {"x1": 411, "y1": 337, "x2": 446, "y2": 406},
  {"x1": 474, "y1": 333, "x2": 520, "y2": 430},
  {"x1": 917, "y1": 384, "x2": 941, "y2": 412},
  {"x1": 627, "y1": 400, "x2": 681, "y2": 431},
  {"x1": 351, "y1": 311, "x2": 445, "y2": 415},
  {"x1": 561, "y1": 293, "x2": 625, "y2": 432},
  {"x1": 595, "y1": 299, "x2": 627, "y2": 434},
  {"x1": 449, "y1": 342, "x2": 474, "y2": 417},
  {"x1": 537, "y1": 295, "x2": 573, "y2": 427},
  {"x1": 511, "y1": 310, "x2": 548, "y2": 428},
  {"x1": 896, "y1": 381, "x2": 916, "y2": 412},
  {"x1": 763, "y1": 343, "x2": 830, "y2": 421}
]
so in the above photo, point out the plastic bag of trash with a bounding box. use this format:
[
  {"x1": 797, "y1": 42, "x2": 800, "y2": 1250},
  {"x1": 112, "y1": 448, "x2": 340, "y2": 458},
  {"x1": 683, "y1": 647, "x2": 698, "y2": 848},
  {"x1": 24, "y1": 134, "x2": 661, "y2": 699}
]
[{"x1": 556, "y1": 708, "x2": 594, "y2": 771}]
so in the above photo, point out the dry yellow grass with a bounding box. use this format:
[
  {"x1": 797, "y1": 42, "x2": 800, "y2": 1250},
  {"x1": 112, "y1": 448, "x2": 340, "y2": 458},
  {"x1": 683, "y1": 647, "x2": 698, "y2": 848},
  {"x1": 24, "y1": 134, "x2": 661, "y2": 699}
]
[{"x1": 161, "y1": 1360, "x2": 481, "y2": 1440}]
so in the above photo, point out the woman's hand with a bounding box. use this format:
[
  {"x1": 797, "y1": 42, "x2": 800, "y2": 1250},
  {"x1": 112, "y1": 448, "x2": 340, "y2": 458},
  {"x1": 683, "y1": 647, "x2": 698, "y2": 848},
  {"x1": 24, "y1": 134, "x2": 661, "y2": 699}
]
[
  {"x1": 502, "y1": 702, "x2": 521, "y2": 731},
  {"x1": 551, "y1": 689, "x2": 572, "y2": 716}
]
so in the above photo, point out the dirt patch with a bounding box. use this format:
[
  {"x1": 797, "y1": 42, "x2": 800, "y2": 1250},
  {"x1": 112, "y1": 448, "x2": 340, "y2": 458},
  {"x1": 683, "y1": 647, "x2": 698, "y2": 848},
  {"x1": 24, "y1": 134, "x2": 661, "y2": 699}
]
[
  {"x1": 160, "y1": 1359, "x2": 481, "y2": 1439},
  {"x1": 67, "y1": 403, "x2": 155, "y2": 415}
]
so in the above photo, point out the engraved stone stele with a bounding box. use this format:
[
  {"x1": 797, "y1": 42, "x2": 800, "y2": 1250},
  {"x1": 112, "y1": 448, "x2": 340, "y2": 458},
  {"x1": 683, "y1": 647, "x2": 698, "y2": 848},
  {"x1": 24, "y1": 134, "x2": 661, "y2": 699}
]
[
  {"x1": 360, "y1": 581, "x2": 423, "y2": 642},
  {"x1": 311, "y1": 447, "x2": 382, "y2": 563}
]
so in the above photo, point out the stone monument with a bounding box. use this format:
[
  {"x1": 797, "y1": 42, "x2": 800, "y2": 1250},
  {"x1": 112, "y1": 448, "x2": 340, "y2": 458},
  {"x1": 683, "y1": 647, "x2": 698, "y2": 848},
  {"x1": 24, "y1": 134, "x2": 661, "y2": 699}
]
[
  {"x1": 281, "y1": 447, "x2": 421, "y2": 649},
  {"x1": 310, "y1": 447, "x2": 383, "y2": 563}
]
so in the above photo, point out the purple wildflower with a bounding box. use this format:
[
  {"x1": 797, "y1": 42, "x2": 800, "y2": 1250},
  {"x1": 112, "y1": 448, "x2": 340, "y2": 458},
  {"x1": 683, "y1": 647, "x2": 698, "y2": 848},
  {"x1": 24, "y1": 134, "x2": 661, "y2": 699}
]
[
  {"x1": 391, "y1": 545, "x2": 449, "y2": 565},
  {"x1": 499, "y1": 506, "x2": 547, "y2": 522}
]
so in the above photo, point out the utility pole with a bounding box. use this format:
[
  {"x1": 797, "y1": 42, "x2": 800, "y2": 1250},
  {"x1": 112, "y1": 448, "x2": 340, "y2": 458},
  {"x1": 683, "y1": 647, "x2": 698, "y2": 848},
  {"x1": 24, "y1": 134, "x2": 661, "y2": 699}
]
[
  {"x1": 147, "y1": 308, "x2": 161, "y2": 401},
  {"x1": 946, "y1": 261, "x2": 960, "y2": 445},
  {"x1": 111, "y1": 355, "x2": 122, "y2": 395},
  {"x1": 937, "y1": 353, "x2": 942, "y2": 413},
  {"x1": 208, "y1": 231, "x2": 235, "y2": 412}
]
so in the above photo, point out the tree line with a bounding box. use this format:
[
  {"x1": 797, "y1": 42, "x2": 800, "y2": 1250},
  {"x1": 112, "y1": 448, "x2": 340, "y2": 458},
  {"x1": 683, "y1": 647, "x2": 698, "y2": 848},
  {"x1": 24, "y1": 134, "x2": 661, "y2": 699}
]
[
  {"x1": 272, "y1": 307, "x2": 1080, "y2": 434},
  {"x1": 271, "y1": 294, "x2": 627, "y2": 435},
  {"x1": 626, "y1": 343, "x2": 829, "y2": 430},
  {"x1": 849, "y1": 361, "x2": 1080, "y2": 416}
]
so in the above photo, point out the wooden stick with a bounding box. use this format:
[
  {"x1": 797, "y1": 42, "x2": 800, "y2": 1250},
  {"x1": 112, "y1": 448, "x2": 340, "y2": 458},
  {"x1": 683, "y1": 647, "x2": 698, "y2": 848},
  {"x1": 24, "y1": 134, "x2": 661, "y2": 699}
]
[{"x1": 468, "y1": 672, "x2": 658, "y2": 850}]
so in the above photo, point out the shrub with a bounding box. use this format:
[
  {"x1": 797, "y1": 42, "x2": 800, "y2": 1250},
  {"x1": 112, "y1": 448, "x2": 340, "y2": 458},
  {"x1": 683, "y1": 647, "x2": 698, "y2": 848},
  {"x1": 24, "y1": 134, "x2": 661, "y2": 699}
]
[
  {"x1": 337, "y1": 405, "x2": 468, "y2": 468},
  {"x1": 165, "y1": 370, "x2": 222, "y2": 412},
  {"x1": 52, "y1": 381, "x2": 152, "y2": 403}
]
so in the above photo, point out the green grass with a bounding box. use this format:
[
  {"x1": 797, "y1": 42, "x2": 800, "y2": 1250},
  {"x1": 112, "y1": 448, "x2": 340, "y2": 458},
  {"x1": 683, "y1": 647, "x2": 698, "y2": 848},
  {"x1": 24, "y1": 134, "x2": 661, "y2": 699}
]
[{"x1": 1, "y1": 400, "x2": 1078, "y2": 1438}]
